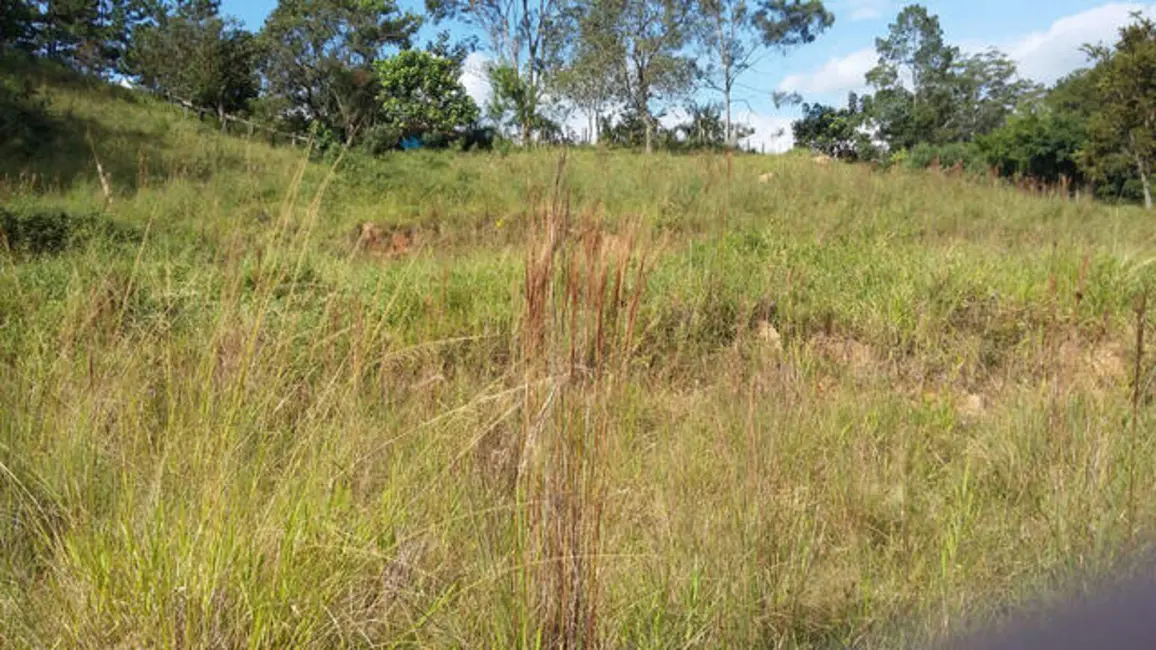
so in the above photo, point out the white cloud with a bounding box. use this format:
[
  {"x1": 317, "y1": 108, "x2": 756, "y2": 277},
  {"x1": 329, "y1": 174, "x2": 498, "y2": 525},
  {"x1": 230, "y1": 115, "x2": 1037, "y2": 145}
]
[
  {"x1": 777, "y1": 48, "x2": 876, "y2": 96},
  {"x1": 1003, "y1": 3, "x2": 1156, "y2": 84},
  {"x1": 838, "y1": 0, "x2": 891, "y2": 22},
  {"x1": 777, "y1": 3, "x2": 1156, "y2": 101},
  {"x1": 658, "y1": 107, "x2": 690, "y2": 130},
  {"x1": 459, "y1": 51, "x2": 492, "y2": 108},
  {"x1": 735, "y1": 111, "x2": 795, "y2": 154}
]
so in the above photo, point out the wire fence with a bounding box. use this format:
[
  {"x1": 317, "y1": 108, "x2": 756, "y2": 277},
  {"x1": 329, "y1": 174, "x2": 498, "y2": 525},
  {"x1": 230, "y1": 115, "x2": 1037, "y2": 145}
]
[{"x1": 139, "y1": 86, "x2": 313, "y2": 149}]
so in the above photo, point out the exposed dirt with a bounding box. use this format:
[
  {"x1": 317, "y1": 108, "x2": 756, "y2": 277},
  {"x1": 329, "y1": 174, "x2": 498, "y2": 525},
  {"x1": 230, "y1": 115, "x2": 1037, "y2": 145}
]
[
  {"x1": 353, "y1": 222, "x2": 417, "y2": 257},
  {"x1": 807, "y1": 333, "x2": 875, "y2": 376},
  {"x1": 1057, "y1": 337, "x2": 1129, "y2": 388},
  {"x1": 745, "y1": 321, "x2": 1132, "y2": 423},
  {"x1": 753, "y1": 319, "x2": 783, "y2": 353}
]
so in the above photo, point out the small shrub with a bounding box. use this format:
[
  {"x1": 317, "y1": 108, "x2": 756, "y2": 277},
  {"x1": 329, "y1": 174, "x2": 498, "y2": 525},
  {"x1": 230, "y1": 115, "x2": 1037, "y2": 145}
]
[
  {"x1": 0, "y1": 207, "x2": 139, "y2": 255},
  {"x1": 903, "y1": 142, "x2": 988, "y2": 174}
]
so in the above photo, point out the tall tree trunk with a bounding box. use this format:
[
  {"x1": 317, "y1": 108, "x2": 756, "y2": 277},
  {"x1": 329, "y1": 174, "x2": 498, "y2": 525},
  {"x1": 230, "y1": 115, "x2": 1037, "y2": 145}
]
[
  {"x1": 1135, "y1": 149, "x2": 1152, "y2": 210},
  {"x1": 725, "y1": 83, "x2": 732, "y2": 149},
  {"x1": 724, "y1": 62, "x2": 734, "y2": 148},
  {"x1": 1142, "y1": 167, "x2": 1153, "y2": 210},
  {"x1": 645, "y1": 117, "x2": 653, "y2": 154}
]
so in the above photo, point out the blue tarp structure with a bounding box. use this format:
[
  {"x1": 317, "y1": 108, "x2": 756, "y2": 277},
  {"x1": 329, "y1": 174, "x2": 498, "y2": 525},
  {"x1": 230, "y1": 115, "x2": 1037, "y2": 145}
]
[{"x1": 400, "y1": 135, "x2": 422, "y2": 150}]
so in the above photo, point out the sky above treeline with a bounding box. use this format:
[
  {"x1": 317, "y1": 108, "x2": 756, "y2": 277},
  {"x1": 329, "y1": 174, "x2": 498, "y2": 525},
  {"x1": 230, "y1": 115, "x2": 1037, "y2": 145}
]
[{"x1": 220, "y1": 0, "x2": 1154, "y2": 151}]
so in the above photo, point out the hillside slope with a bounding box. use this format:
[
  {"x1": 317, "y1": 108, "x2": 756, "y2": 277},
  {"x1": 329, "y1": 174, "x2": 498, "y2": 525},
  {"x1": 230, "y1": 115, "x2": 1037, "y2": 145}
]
[{"x1": 3, "y1": 58, "x2": 1156, "y2": 648}]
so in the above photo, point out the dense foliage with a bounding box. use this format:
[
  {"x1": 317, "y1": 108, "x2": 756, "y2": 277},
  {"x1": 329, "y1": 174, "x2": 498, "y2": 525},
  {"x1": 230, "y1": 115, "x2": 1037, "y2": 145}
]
[
  {"x1": 127, "y1": 0, "x2": 261, "y2": 122},
  {"x1": 374, "y1": 49, "x2": 479, "y2": 146}
]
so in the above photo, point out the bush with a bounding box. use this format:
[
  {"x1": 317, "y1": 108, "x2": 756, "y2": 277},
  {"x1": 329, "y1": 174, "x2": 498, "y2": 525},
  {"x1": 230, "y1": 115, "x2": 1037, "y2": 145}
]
[
  {"x1": 0, "y1": 207, "x2": 139, "y2": 255},
  {"x1": 975, "y1": 112, "x2": 1086, "y2": 184},
  {"x1": 903, "y1": 142, "x2": 988, "y2": 173},
  {"x1": 0, "y1": 69, "x2": 53, "y2": 157}
]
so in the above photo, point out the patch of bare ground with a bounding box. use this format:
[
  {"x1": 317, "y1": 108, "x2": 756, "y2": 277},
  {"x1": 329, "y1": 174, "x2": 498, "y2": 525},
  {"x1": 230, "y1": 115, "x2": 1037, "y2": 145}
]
[
  {"x1": 806, "y1": 332, "x2": 876, "y2": 377},
  {"x1": 1056, "y1": 336, "x2": 1128, "y2": 389},
  {"x1": 745, "y1": 318, "x2": 1132, "y2": 420},
  {"x1": 351, "y1": 222, "x2": 419, "y2": 258}
]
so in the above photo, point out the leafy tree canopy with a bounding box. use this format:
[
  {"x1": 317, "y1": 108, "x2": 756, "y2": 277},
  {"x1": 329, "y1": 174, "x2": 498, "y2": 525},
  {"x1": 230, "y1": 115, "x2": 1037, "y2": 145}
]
[
  {"x1": 375, "y1": 49, "x2": 479, "y2": 141},
  {"x1": 259, "y1": 0, "x2": 420, "y2": 142}
]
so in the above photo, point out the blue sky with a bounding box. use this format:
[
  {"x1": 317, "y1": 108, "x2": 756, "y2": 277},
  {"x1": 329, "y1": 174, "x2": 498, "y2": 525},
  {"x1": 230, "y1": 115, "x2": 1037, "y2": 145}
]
[{"x1": 221, "y1": 0, "x2": 1155, "y2": 150}]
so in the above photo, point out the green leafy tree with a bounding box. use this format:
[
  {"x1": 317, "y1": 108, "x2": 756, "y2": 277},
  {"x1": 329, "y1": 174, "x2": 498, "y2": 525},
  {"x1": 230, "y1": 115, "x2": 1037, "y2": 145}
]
[
  {"x1": 972, "y1": 68, "x2": 1092, "y2": 187},
  {"x1": 976, "y1": 110, "x2": 1086, "y2": 184},
  {"x1": 1081, "y1": 13, "x2": 1156, "y2": 209},
  {"x1": 426, "y1": 0, "x2": 572, "y2": 145},
  {"x1": 1, "y1": 0, "x2": 38, "y2": 50},
  {"x1": 31, "y1": 0, "x2": 154, "y2": 76},
  {"x1": 579, "y1": 0, "x2": 697, "y2": 153},
  {"x1": 598, "y1": 106, "x2": 677, "y2": 148},
  {"x1": 554, "y1": 24, "x2": 617, "y2": 145},
  {"x1": 484, "y1": 63, "x2": 566, "y2": 143},
  {"x1": 1042, "y1": 69, "x2": 1142, "y2": 200},
  {"x1": 792, "y1": 92, "x2": 877, "y2": 160},
  {"x1": 423, "y1": 29, "x2": 474, "y2": 69},
  {"x1": 259, "y1": 0, "x2": 420, "y2": 143},
  {"x1": 862, "y1": 4, "x2": 957, "y2": 150},
  {"x1": 697, "y1": 0, "x2": 832, "y2": 147},
  {"x1": 374, "y1": 49, "x2": 479, "y2": 143},
  {"x1": 128, "y1": 0, "x2": 260, "y2": 123},
  {"x1": 1047, "y1": 68, "x2": 1100, "y2": 118},
  {"x1": 486, "y1": 64, "x2": 531, "y2": 138},
  {"x1": 863, "y1": 5, "x2": 1039, "y2": 154},
  {"x1": 676, "y1": 100, "x2": 751, "y2": 149},
  {"x1": 946, "y1": 48, "x2": 1042, "y2": 141}
]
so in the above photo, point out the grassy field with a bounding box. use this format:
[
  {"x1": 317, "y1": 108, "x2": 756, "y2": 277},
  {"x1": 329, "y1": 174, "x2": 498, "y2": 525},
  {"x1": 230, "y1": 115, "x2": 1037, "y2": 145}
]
[{"x1": 4, "y1": 58, "x2": 1156, "y2": 648}]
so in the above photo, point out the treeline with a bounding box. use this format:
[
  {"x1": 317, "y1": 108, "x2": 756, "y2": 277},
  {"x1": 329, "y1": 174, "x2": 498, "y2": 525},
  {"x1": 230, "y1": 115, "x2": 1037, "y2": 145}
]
[
  {"x1": 792, "y1": 5, "x2": 1156, "y2": 207},
  {"x1": 5, "y1": 0, "x2": 1156, "y2": 206},
  {"x1": 0, "y1": 0, "x2": 838, "y2": 153}
]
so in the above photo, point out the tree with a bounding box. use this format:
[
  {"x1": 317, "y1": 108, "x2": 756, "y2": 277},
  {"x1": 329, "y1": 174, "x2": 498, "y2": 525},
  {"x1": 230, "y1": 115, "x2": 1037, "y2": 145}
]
[
  {"x1": 1047, "y1": 68, "x2": 1100, "y2": 118},
  {"x1": 1081, "y1": 13, "x2": 1156, "y2": 209},
  {"x1": 30, "y1": 0, "x2": 154, "y2": 76},
  {"x1": 697, "y1": 0, "x2": 832, "y2": 147},
  {"x1": 977, "y1": 110, "x2": 1085, "y2": 184},
  {"x1": 423, "y1": 29, "x2": 474, "y2": 69},
  {"x1": 1, "y1": 0, "x2": 37, "y2": 50},
  {"x1": 947, "y1": 48, "x2": 1042, "y2": 141},
  {"x1": 259, "y1": 0, "x2": 420, "y2": 143},
  {"x1": 862, "y1": 5, "x2": 1037, "y2": 153},
  {"x1": 599, "y1": 106, "x2": 677, "y2": 148},
  {"x1": 374, "y1": 49, "x2": 479, "y2": 143},
  {"x1": 792, "y1": 93, "x2": 874, "y2": 160},
  {"x1": 676, "y1": 100, "x2": 751, "y2": 149},
  {"x1": 426, "y1": 0, "x2": 572, "y2": 145},
  {"x1": 579, "y1": 0, "x2": 697, "y2": 153},
  {"x1": 485, "y1": 63, "x2": 531, "y2": 139},
  {"x1": 863, "y1": 4, "x2": 957, "y2": 150},
  {"x1": 555, "y1": 25, "x2": 617, "y2": 144},
  {"x1": 128, "y1": 0, "x2": 260, "y2": 123}
]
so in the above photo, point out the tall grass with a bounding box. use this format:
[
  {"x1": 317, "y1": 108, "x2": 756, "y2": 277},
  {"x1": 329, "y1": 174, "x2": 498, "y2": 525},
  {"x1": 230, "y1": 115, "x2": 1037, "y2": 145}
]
[{"x1": 3, "y1": 60, "x2": 1156, "y2": 648}]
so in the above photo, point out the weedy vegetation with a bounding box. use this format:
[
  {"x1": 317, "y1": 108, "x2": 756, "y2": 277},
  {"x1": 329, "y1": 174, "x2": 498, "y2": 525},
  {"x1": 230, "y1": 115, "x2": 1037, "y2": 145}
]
[{"x1": 3, "y1": 58, "x2": 1156, "y2": 649}]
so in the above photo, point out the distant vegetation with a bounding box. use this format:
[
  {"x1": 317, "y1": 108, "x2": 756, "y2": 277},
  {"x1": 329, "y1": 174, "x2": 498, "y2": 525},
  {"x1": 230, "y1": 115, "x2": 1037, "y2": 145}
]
[
  {"x1": 5, "y1": 1, "x2": 1156, "y2": 206},
  {"x1": 0, "y1": 0, "x2": 835, "y2": 153},
  {"x1": 1, "y1": 0, "x2": 1154, "y2": 203},
  {"x1": 792, "y1": 8, "x2": 1156, "y2": 207}
]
